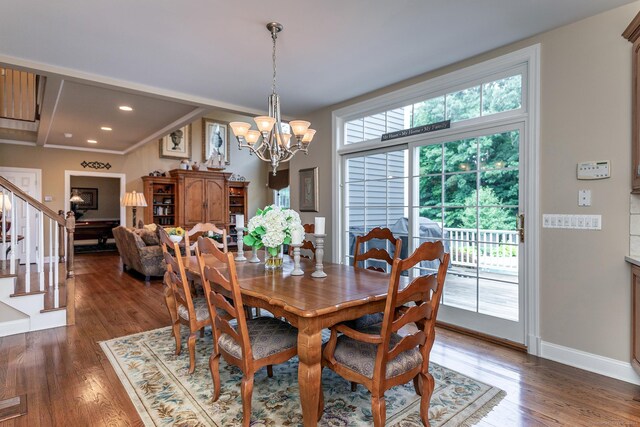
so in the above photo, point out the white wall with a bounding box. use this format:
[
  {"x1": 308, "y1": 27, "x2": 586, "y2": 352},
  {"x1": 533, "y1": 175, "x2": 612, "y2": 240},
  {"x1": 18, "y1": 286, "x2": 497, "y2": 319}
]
[{"x1": 290, "y1": 2, "x2": 639, "y2": 367}]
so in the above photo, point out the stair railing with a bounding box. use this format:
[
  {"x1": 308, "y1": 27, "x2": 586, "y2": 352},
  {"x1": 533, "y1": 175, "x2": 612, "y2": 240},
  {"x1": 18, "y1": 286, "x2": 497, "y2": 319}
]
[{"x1": 0, "y1": 177, "x2": 75, "y2": 324}]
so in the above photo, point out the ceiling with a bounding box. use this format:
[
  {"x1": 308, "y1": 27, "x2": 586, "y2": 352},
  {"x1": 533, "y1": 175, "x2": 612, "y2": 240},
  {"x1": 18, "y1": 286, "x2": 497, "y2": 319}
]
[{"x1": 0, "y1": 0, "x2": 635, "y2": 153}]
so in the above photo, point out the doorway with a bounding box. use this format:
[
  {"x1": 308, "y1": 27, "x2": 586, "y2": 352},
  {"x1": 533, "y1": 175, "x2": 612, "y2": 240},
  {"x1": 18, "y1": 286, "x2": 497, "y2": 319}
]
[
  {"x1": 0, "y1": 167, "x2": 42, "y2": 264},
  {"x1": 64, "y1": 170, "x2": 126, "y2": 231}
]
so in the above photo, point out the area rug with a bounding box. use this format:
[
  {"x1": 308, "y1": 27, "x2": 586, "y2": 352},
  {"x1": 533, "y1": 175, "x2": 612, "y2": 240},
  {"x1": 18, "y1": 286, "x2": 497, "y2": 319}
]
[{"x1": 100, "y1": 327, "x2": 505, "y2": 426}]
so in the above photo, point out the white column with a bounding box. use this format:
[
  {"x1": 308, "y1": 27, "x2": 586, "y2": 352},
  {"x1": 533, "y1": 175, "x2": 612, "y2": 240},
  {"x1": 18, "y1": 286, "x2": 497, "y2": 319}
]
[
  {"x1": 24, "y1": 202, "x2": 31, "y2": 292},
  {"x1": 48, "y1": 218, "x2": 53, "y2": 287},
  {"x1": 38, "y1": 210, "x2": 44, "y2": 291},
  {"x1": 54, "y1": 223, "x2": 59, "y2": 290},
  {"x1": 10, "y1": 192, "x2": 16, "y2": 275}
]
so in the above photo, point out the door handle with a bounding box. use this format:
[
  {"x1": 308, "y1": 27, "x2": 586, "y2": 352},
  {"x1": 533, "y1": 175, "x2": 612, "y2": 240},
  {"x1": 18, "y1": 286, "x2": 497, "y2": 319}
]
[{"x1": 517, "y1": 213, "x2": 525, "y2": 243}]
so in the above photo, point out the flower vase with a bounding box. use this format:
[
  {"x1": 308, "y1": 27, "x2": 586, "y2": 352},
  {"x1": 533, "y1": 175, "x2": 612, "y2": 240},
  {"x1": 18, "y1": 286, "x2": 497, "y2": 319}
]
[{"x1": 264, "y1": 246, "x2": 284, "y2": 270}]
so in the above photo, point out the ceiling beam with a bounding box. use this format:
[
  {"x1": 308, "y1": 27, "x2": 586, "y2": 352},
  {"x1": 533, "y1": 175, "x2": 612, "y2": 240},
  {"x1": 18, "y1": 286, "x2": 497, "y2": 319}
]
[{"x1": 123, "y1": 106, "x2": 208, "y2": 155}]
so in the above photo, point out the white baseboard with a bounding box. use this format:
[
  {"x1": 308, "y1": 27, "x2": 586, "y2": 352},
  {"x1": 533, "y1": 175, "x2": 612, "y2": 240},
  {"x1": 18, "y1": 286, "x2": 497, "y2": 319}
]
[{"x1": 540, "y1": 341, "x2": 640, "y2": 385}]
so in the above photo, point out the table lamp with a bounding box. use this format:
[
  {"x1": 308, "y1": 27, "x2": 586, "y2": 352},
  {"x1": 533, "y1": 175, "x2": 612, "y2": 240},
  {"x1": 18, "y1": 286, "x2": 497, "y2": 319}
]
[
  {"x1": 121, "y1": 191, "x2": 147, "y2": 227},
  {"x1": 70, "y1": 189, "x2": 85, "y2": 220},
  {"x1": 0, "y1": 194, "x2": 11, "y2": 232}
]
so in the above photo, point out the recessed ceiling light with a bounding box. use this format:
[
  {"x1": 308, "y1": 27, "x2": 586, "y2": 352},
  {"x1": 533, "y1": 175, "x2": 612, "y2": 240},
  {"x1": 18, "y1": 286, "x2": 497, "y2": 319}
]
[
  {"x1": 87, "y1": 139, "x2": 98, "y2": 144},
  {"x1": 118, "y1": 105, "x2": 133, "y2": 111},
  {"x1": 100, "y1": 126, "x2": 112, "y2": 131},
  {"x1": 64, "y1": 133, "x2": 73, "y2": 138}
]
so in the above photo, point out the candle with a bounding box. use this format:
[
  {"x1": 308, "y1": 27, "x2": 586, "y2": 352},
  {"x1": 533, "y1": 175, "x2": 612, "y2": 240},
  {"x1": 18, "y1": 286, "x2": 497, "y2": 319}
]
[
  {"x1": 236, "y1": 214, "x2": 245, "y2": 228},
  {"x1": 315, "y1": 217, "x2": 325, "y2": 235},
  {"x1": 291, "y1": 228, "x2": 304, "y2": 245}
]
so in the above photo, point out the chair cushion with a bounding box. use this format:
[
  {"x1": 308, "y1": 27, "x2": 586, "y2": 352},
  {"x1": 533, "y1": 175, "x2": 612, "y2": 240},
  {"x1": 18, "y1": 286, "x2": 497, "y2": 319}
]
[
  {"x1": 343, "y1": 312, "x2": 384, "y2": 330},
  {"x1": 177, "y1": 297, "x2": 210, "y2": 322},
  {"x1": 332, "y1": 326, "x2": 422, "y2": 379},
  {"x1": 218, "y1": 316, "x2": 297, "y2": 360}
]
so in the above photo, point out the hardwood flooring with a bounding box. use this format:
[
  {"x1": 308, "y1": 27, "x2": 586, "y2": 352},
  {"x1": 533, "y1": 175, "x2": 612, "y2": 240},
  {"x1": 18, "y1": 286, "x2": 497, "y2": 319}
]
[{"x1": 0, "y1": 253, "x2": 639, "y2": 426}]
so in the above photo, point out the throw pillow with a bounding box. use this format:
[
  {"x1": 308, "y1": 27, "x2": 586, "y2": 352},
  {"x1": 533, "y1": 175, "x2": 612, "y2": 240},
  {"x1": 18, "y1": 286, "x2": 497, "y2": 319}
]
[{"x1": 134, "y1": 229, "x2": 160, "y2": 246}]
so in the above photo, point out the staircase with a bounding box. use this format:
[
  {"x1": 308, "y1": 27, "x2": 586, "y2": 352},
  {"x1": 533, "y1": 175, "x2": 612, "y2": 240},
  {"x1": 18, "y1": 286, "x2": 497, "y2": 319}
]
[{"x1": 0, "y1": 177, "x2": 75, "y2": 337}]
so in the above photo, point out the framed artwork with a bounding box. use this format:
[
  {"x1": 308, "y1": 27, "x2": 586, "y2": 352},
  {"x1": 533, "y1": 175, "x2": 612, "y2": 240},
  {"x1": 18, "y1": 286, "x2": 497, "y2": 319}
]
[
  {"x1": 71, "y1": 187, "x2": 98, "y2": 210},
  {"x1": 159, "y1": 125, "x2": 191, "y2": 160},
  {"x1": 202, "y1": 119, "x2": 230, "y2": 165},
  {"x1": 299, "y1": 167, "x2": 319, "y2": 212}
]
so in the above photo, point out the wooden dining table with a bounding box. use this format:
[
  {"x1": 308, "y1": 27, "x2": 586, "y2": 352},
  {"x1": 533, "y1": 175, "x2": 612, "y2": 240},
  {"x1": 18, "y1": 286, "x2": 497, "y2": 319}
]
[{"x1": 181, "y1": 254, "x2": 395, "y2": 427}]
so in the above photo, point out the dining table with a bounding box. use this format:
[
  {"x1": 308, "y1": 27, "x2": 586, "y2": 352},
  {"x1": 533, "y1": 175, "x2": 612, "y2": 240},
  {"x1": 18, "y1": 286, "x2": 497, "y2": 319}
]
[{"x1": 181, "y1": 253, "x2": 396, "y2": 427}]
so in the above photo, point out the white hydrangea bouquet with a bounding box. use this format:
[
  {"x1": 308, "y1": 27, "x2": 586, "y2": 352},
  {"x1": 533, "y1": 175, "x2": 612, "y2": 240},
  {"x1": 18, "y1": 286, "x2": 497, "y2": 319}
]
[{"x1": 243, "y1": 205, "x2": 305, "y2": 268}]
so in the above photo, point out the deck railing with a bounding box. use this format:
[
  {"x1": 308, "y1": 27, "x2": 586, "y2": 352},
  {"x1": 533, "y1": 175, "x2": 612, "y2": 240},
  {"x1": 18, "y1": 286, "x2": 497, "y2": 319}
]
[
  {"x1": 444, "y1": 227, "x2": 518, "y2": 274},
  {"x1": 0, "y1": 177, "x2": 75, "y2": 323}
]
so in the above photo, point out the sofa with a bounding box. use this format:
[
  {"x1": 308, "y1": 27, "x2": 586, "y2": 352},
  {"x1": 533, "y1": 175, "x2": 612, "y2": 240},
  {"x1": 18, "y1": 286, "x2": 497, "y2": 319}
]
[{"x1": 112, "y1": 225, "x2": 165, "y2": 281}]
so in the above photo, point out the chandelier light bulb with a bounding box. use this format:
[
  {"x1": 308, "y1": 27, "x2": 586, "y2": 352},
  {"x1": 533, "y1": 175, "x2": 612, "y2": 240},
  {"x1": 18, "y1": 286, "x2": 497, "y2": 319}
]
[
  {"x1": 302, "y1": 129, "x2": 316, "y2": 143},
  {"x1": 230, "y1": 122, "x2": 251, "y2": 138},
  {"x1": 254, "y1": 116, "x2": 276, "y2": 133},
  {"x1": 289, "y1": 120, "x2": 311, "y2": 137},
  {"x1": 246, "y1": 130, "x2": 261, "y2": 144}
]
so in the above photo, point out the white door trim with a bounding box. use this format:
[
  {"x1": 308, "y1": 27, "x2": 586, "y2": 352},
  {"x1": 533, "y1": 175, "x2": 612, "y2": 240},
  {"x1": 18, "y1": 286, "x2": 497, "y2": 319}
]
[
  {"x1": 0, "y1": 167, "x2": 42, "y2": 201},
  {"x1": 64, "y1": 170, "x2": 126, "y2": 226}
]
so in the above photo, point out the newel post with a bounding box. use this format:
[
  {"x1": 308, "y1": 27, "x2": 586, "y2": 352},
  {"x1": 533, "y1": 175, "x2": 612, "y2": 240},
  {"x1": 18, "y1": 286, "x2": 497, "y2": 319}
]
[
  {"x1": 58, "y1": 210, "x2": 66, "y2": 263},
  {"x1": 65, "y1": 211, "x2": 76, "y2": 325}
]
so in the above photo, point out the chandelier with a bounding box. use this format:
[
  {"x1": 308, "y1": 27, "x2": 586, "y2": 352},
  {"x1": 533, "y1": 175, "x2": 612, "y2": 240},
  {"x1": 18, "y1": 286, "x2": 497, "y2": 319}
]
[{"x1": 229, "y1": 22, "x2": 316, "y2": 176}]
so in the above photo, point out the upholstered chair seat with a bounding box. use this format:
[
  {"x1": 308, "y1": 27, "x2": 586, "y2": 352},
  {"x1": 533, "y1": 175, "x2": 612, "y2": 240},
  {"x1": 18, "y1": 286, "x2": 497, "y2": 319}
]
[
  {"x1": 331, "y1": 325, "x2": 422, "y2": 379},
  {"x1": 218, "y1": 317, "x2": 298, "y2": 360},
  {"x1": 343, "y1": 312, "x2": 384, "y2": 330},
  {"x1": 177, "y1": 297, "x2": 210, "y2": 322}
]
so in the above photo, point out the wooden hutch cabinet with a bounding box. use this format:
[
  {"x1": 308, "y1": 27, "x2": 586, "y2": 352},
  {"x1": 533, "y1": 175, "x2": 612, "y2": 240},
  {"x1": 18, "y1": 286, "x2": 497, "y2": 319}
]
[
  {"x1": 228, "y1": 181, "x2": 250, "y2": 247},
  {"x1": 169, "y1": 169, "x2": 231, "y2": 227},
  {"x1": 142, "y1": 170, "x2": 250, "y2": 238},
  {"x1": 624, "y1": 12, "x2": 640, "y2": 192},
  {"x1": 625, "y1": 11, "x2": 640, "y2": 379},
  {"x1": 142, "y1": 176, "x2": 178, "y2": 226}
]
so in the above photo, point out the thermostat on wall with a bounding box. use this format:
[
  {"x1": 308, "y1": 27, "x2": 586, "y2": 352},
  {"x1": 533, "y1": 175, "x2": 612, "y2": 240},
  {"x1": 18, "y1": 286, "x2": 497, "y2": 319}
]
[{"x1": 577, "y1": 160, "x2": 610, "y2": 180}]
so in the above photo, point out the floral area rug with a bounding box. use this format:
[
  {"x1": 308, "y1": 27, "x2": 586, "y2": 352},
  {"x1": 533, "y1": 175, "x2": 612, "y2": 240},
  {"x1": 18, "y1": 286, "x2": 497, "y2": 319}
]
[{"x1": 100, "y1": 327, "x2": 505, "y2": 426}]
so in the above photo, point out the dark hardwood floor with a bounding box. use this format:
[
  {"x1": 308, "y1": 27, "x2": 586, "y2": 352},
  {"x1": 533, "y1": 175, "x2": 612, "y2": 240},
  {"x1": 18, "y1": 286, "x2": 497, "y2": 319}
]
[{"x1": 1, "y1": 253, "x2": 640, "y2": 426}]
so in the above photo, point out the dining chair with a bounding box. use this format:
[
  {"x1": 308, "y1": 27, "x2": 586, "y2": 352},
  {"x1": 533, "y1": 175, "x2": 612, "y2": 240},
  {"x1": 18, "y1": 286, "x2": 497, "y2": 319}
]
[
  {"x1": 347, "y1": 227, "x2": 402, "y2": 331},
  {"x1": 162, "y1": 244, "x2": 211, "y2": 374},
  {"x1": 184, "y1": 222, "x2": 227, "y2": 256},
  {"x1": 288, "y1": 223, "x2": 316, "y2": 259},
  {"x1": 321, "y1": 241, "x2": 450, "y2": 427},
  {"x1": 195, "y1": 237, "x2": 299, "y2": 427}
]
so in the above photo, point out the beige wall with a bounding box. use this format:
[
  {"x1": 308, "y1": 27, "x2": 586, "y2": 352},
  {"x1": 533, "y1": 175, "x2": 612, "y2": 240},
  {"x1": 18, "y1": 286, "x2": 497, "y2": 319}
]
[
  {"x1": 0, "y1": 111, "x2": 269, "y2": 226},
  {"x1": 69, "y1": 176, "x2": 120, "y2": 220},
  {"x1": 289, "y1": 2, "x2": 638, "y2": 363}
]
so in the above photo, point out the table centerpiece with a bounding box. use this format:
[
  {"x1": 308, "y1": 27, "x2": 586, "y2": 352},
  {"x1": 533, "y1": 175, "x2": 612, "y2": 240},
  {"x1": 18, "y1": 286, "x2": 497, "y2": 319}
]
[{"x1": 243, "y1": 205, "x2": 304, "y2": 270}]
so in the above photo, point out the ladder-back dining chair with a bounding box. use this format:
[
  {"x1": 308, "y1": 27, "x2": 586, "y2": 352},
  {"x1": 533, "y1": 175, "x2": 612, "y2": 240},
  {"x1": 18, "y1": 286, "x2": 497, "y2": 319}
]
[
  {"x1": 321, "y1": 241, "x2": 450, "y2": 427},
  {"x1": 347, "y1": 227, "x2": 403, "y2": 331},
  {"x1": 288, "y1": 223, "x2": 316, "y2": 259},
  {"x1": 184, "y1": 222, "x2": 227, "y2": 256},
  {"x1": 195, "y1": 237, "x2": 299, "y2": 427},
  {"x1": 162, "y1": 243, "x2": 211, "y2": 374}
]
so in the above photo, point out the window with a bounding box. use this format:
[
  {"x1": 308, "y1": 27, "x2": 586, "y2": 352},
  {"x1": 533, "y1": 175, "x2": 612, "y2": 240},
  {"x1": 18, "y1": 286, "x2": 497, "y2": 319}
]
[
  {"x1": 344, "y1": 72, "x2": 523, "y2": 146},
  {"x1": 274, "y1": 187, "x2": 290, "y2": 208},
  {"x1": 344, "y1": 148, "x2": 408, "y2": 269}
]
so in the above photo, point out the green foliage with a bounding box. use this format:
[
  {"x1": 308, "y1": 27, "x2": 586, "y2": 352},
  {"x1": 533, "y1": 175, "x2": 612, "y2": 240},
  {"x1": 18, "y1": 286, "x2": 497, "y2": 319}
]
[
  {"x1": 459, "y1": 188, "x2": 514, "y2": 230},
  {"x1": 417, "y1": 131, "x2": 519, "y2": 229}
]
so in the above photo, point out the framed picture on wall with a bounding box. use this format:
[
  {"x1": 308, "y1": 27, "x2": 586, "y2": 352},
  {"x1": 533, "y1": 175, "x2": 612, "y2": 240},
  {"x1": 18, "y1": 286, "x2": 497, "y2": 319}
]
[
  {"x1": 159, "y1": 125, "x2": 191, "y2": 160},
  {"x1": 202, "y1": 119, "x2": 230, "y2": 165},
  {"x1": 71, "y1": 187, "x2": 98, "y2": 210},
  {"x1": 299, "y1": 167, "x2": 319, "y2": 212}
]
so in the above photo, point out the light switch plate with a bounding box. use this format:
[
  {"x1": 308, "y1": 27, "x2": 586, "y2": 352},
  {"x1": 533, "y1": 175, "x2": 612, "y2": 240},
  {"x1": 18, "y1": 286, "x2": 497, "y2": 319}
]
[{"x1": 542, "y1": 214, "x2": 602, "y2": 230}]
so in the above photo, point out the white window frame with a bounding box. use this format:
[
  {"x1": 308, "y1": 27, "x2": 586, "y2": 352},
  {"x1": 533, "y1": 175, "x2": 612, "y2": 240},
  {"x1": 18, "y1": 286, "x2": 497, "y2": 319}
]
[{"x1": 331, "y1": 44, "x2": 541, "y2": 354}]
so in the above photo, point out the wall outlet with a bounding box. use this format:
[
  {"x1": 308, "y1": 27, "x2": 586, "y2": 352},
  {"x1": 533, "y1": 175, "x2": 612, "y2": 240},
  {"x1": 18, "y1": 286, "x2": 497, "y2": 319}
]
[
  {"x1": 542, "y1": 214, "x2": 602, "y2": 230},
  {"x1": 578, "y1": 189, "x2": 591, "y2": 207}
]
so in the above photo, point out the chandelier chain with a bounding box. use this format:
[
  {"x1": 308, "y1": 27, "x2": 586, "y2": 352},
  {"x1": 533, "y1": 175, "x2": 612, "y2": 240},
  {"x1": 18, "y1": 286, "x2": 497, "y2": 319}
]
[{"x1": 272, "y1": 28, "x2": 277, "y2": 95}]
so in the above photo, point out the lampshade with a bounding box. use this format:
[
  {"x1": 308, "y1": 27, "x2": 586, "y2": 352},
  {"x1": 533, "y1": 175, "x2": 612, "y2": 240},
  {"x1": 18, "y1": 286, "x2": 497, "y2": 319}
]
[
  {"x1": 289, "y1": 120, "x2": 311, "y2": 137},
  {"x1": 70, "y1": 189, "x2": 84, "y2": 203},
  {"x1": 0, "y1": 194, "x2": 11, "y2": 211},
  {"x1": 121, "y1": 191, "x2": 147, "y2": 207},
  {"x1": 254, "y1": 116, "x2": 276, "y2": 133}
]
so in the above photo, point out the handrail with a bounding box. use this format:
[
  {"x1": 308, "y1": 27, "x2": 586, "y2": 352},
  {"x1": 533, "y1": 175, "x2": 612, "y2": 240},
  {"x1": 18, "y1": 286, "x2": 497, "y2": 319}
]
[{"x1": 0, "y1": 176, "x2": 64, "y2": 225}]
